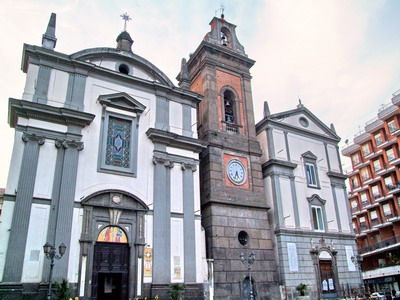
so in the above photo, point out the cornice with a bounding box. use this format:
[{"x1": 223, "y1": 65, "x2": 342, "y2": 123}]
[
  {"x1": 9, "y1": 98, "x2": 95, "y2": 128},
  {"x1": 146, "y1": 128, "x2": 208, "y2": 153}
]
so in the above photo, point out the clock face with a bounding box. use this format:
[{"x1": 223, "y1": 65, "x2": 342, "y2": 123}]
[{"x1": 226, "y1": 159, "x2": 246, "y2": 185}]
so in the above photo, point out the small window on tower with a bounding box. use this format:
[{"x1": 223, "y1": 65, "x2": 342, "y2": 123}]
[
  {"x1": 220, "y1": 27, "x2": 230, "y2": 46},
  {"x1": 224, "y1": 90, "x2": 235, "y2": 123}
]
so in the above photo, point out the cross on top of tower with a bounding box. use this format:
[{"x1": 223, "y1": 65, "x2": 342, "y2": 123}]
[
  {"x1": 120, "y1": 12, "x2": 132, "y2": 31},
  {"x1": 215, "y1": 4, "x2": 225, "y2": 19}
]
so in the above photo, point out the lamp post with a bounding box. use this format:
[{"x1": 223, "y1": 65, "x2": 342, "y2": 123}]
[
  {"x1": 43, "y1": 242, "x2": 67, "y2": 300},
  {"x1": 351, "y1": 254, "x2": 364, "y2": 295},
  {"x1": 240, "y1": 251, "x2": 256, "y2": 300}
]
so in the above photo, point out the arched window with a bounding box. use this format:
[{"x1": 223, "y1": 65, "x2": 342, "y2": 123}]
[{"x1": 224, "y1": 90, "x2": 235, "y2": 123}]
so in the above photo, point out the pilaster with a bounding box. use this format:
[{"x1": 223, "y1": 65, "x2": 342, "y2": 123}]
[
  {"x1": 52, "y1": 139, "x2": 84, "y2": 280},
  {"x1": 3, "y1": 133, "x2": 44, "y2": 282},
  {"x1": 182, "y1": 163, "x2": 197, "y2": 282},
  {"x1": 32, "y1": 66, "x2": 51, "y2": 104},
  {"x1": 152, "y1": 156, "x2": 173, "y2": 283}
]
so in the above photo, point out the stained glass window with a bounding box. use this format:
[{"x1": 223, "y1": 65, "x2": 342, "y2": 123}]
[{"x1": 105, "y1": 117, "x2": 131, "y2": 168}]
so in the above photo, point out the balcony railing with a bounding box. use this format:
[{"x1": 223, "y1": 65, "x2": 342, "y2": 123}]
[{"x1": 358, "y1": 235, "x2": 398, "y2": 254}]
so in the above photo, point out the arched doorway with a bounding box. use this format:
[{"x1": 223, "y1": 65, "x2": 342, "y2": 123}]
[
  {"x1": 92, "y1": 226, "x2": 130, "y2": 300},
  {"x1": 319, "y1": 251, "x2": 336, "y2": 295},
  {"x1": 79, "y1": 190, "x2": 148, "y2": 299}
]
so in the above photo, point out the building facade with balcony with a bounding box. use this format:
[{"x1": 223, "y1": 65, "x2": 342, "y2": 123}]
[{"x1": 342, "y1": 90, "x2": 400, "y2": 293}]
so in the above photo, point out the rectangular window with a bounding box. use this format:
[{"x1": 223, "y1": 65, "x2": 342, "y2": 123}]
[
  {"x1": 351, "y1": 176, "x2": 359, "y2": 189},
  {"x1": 385, "y1": 176, "x2": 394, "y2": 190},
  {"x1": 359, "y1": 216, "x2": 366, "y2": 228},
  {"x1": 312, "y1": 206, "x2": 324, "y2": 231},
  {"x1": 305, "y1": 163, "x2": 318, "y2": 187},
  {"x1": 351, "y1": 153, "x2": 360, "y2": 165},
  {"x1": 383, "y1": 203, "x2": 391, "y2": 216},
  {"x1": 370, "y1": 210, "x2": 377, "y2": 220},
  {"x1": 106, "y1": 116, "x2": 132, "y2": 168},
  {"x1": 361, "y1": 143, "x2": 371, "y2": 156},
  {"x1": 386, "y1": 148, "x2": 395, "y2": 161},
  {"x1": 372, "y1": 185, "x2": 380, "y2": 198},
  {"x1": 361, "y1": 167, "x2": 370, "y2": 180},
  {"x1": 98, "y1": 111, "x2": 138, "y2": 176},
  {"x1": 360, "y1": 192, "x2": 368, "y2": 204},
  {"x1": 351, "y1": 200, "x2": 358, "y2": 211},
  {"x1": 373, "y1": 159, "x2": 382, "y2": 172},
  {"x1": 388, "y1": 120, "x2": 397, "y2": 133},
  {"x1": 374, "y1": 133, "x2": 383, "y2": 145}
]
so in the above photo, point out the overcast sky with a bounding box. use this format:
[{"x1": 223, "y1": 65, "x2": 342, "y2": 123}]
[{"x1": 1, "y1": 0, "x2": 400, "y2": 186}]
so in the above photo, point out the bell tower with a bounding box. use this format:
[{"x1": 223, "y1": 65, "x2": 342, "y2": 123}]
[{"x1": 182, "y1": 15, "x2": 278, "y2": 298}]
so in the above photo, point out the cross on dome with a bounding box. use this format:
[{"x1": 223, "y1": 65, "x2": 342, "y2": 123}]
[{"x1": 120, "y1": 12, "x2": 132, "y2": 31}]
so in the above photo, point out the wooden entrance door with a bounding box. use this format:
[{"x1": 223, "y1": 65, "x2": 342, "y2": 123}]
[
  {"x1": 320, "y1": 260, "x2": 335, "y2": 293},
  {"x1": 91, "y1": 242, "x2": 130, "y2": 300}
]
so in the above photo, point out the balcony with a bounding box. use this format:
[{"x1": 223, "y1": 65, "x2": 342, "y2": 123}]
[
  {"x1": 392, "y1": 88, "x2": 400, "y2": 106},
  {"x1": 378, "y1": 102, "x2": 398, "y2": 120},
  {"x1": 366, "y1": 118, "x2": 384, "y2": 133},
  {"x1": 364, "y1": 149, "x2": 383, "y2": 160},
  {"x1": 342, "y1": 142, "x2": 360, "y2": 156},
  {"x1": 222, "y1": 121, "x2": 242, "y2": 134},
  {"x1": 358, "y1": 235, "x2": 398, "y2": 255}
]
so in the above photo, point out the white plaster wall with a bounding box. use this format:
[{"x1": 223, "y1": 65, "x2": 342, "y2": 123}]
[
  {"x1": 22, "y1": 64, "x2": 39, "y2": 101},
  {"x1": 166, "y1": 147, "x2": 198, "y2": 159},
  {"x1": 0, "y1": 201, "x2": 14, "y2": 281},
  {"x1": 295, "y1": 182, "x2": 311, "y2": 230},
  {"x1": 336, "y1": 187, "x2": 351, "y2": 232},
  {"x1": 48, "y1": 69, "x2": 69, "y2": 107},
  {"x1": 282, "y1": 114, "x2": 328, "y2": 136},
  {"x1": 272, "y1": 129, "x2": 287, "y2": 160},
  {"x1": 144, "y1": 214, "x2": 153, "y2": 283},
  {"x1": 170, "y1": 218, "x2": 184, "y2": 283},
  {"x1": 17, "y1": 118, "x2": 68, "y2": 133},
  {"x1": 170, "y1": 165, "x2": 183, "y2": 213},
  {"x1": 21, "y1": 204, "x2": 50, "y2": 282},
  {"x1": 257, "y1": 130, "x2": 268, "y2": 163},
  {"x1": 327, "y1": 144, "x2": 340, "y2": 172},
  {"x1": 195, "y1": 220, "x2": 206, "y2": 283},
  {"x1": 279, "y1": 177, "x2": 295, "y2": 228},
  {"x1": 33, "y1": 140, "x2": 57, "y2": 199},
  {"x1": 75, "y1": 79, "x2": 155, "y2": 206},
  {"x1": 194, "y1": 169, "x2": 201, "y2": 215},
  {"x1": 169, "y1": 101, "x2": 183, "y2": 135},
  {"x1": 68, "y1": 208, "x2": 84, "y2": 283},
  {"x1": 191, "y1": 107, "x2": 198, "y2": 138},
  {"x1": 88, "y1": 59, "x2": 156, "y2": 81},
  {"x1": 6, "y1": 131, "x2": 24, "y2": 195}
]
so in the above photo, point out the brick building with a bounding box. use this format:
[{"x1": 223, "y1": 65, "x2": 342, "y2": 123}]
[{"x1": 342, "y1": 89, "x2": 400, "y2": 292}]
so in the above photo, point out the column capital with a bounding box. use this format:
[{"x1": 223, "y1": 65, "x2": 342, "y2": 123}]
[
  {"x1": 22, "y1": 132, "x2": 45, "y2": 145},
  {"x1": 181, "y1": 163, "x2": 197, "y2": 172},
  {"x1": 55, "y1": 139, "x2": 84, "y2": 151},
  {"x1": 152, "y1": 156, "x2": 174, "y2": 168}
]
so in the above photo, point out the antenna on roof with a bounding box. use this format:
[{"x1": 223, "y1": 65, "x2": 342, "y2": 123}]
[{"x1": 120, "y1": 12, "x2": 132, "y2": 31}]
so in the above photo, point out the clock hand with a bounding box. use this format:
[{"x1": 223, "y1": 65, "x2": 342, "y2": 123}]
[{"x1": 235, "y1": 171, "x2": 239, "y2": 178}]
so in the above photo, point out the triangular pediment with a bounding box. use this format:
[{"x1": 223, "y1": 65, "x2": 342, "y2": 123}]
[
  {"x1": 302, "y1": 151, "x2": 317, "y2": 160},
  {"x1": 98, "y1": 92, "x2": 146, "y2": 114},
  {"x1": 269, "y1": 107, "x2": 339, "y2": 141}
]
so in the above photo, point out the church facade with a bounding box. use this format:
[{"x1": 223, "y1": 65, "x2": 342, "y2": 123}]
[
  {"x1": 0, "y1": 12, "x2": 359, "y2": 300},
  {"x1": 0, "y1": 13, "x2": 207, "y2": 299}
]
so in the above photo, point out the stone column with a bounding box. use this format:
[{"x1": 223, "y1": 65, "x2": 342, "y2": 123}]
[
  {"x1": 3, "y1": 133, "x2": 44, "y2": 282},
  {"x1": 182, "y1": 163, "x2": 197, "y2": 282},
  {"x1": 152, "y1": 157, "x2": 173, "y2": 284}
]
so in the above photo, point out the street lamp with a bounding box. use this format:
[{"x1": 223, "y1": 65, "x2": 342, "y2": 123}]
[
  {"x1": 43, "y1": 242, "x2": 67, "y2": 300},
  {"x1": 240, "y1": 251, "x2": 256, "y2": 300},
  {"x1": 351, "y1": 254, "x2": 364, "y2": 295}
]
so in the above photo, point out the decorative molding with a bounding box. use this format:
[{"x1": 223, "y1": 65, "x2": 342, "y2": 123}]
[
  {"x1": 98, "y1": 92, "x2": 146, "y2": 114},
  {"x1": 307, "y1": 194, "x2": 326, "y2": 205},
  {"x1": 9, "y1": 98, "x2": 95, "y2": 128},
  {"x1": 146, "y1": 128, "x2": 208, "y2": 153},
  {"x1": 21, "y1": 132, "x2": 45, "y2": 145}
]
